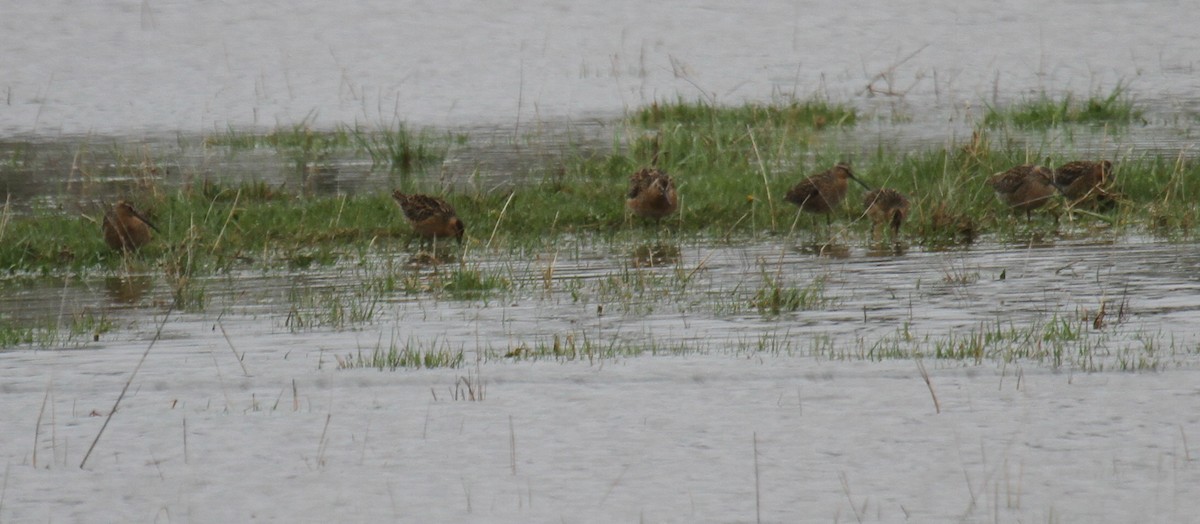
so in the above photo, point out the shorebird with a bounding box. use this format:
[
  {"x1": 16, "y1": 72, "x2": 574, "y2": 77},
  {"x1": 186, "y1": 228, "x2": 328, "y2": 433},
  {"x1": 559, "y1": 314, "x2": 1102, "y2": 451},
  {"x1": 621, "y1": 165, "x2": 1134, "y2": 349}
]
[
  {"x1": 102, "y1": 200, "x2": 159, "y2": 252},
  {"x1": 986, "y1": 164, "x2": 1056, "y2": 220},
  {"x1": 626, "y1": 167, "x2": 678, "y2": 221},
  {"x1": 862, "y1": 188, "x2": 910, "y2": 237},
  {"x1": 391, "y1": 191, "x2": 465, "y2": 244},
  {"x1": 1053, "y1": 160, "x2": 1114, "y2": 202},
  {"x1": 785, "y1": 163, "x2": 871, "y2": 224}
]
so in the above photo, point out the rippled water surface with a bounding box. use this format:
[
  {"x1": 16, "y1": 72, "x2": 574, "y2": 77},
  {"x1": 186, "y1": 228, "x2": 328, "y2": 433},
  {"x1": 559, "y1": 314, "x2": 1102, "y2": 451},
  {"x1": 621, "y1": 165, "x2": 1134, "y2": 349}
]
[
  {"x1": 3, "y1": 2, "x2": 1200, "y2": 522},
  {"x1": 2, "y1": 0, "x2": 1198, "y2": 137},
  {"x1": 4, "y1": 233, "x2": 1198, "y2": 369}
]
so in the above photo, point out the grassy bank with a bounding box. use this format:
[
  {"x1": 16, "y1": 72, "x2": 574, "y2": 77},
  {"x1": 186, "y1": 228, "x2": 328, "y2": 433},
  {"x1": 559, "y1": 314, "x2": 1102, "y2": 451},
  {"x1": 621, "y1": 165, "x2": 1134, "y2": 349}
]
[{"x1": 1, "y1": 98, "x2": 1196, "y2": 279}]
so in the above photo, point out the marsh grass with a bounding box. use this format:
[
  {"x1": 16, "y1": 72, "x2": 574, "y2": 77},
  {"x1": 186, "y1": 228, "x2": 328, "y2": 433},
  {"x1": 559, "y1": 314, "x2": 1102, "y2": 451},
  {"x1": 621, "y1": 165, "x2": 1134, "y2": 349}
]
[
  {"x1": 0, "y1": 322, "x2": 41, "y2": 348},
  {"x1": 338, "y1": 337, "x2": 465, "y2": 370},
  {"x1": 0, "y1": 141, "x2": 1192, "y2": 285},
  {"x1": 0, "y1": 310, "x2": 111, "y2": 349},
  {"x1": 634, "y1": 97, "x2": 857, "y2": 129},
  {"x1": 1, "y1": 101, "x2": 1198, "y2": 365},
  {"x1": 501, "y1": 332, "x2": 695, "y2": 362},
  {"x1": 984, "y1": 86, "x2": 1144, "y2": 128},
  {"x1": 751, "y1": 274, "x2": 830, "y2": 315},
  {"x1": 285, "y1": 283, "x2": 381, "y2": 331},
  {"x1": 5, "y1": 98, "x2": 1197, "y2": 278},
  {"x1": 432, "y1": 267, "x2": 512, "y2": 300},
  {"x1": 828, "y1": 314, "x2": 1197, "y2": 372}
]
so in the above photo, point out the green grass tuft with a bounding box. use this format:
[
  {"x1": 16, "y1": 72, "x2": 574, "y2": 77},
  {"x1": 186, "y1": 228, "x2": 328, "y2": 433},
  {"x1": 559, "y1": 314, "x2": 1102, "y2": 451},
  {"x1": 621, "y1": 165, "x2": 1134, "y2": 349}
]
[{"x1": 984, "y1": 85, "x2": 1144, "y2": 128}]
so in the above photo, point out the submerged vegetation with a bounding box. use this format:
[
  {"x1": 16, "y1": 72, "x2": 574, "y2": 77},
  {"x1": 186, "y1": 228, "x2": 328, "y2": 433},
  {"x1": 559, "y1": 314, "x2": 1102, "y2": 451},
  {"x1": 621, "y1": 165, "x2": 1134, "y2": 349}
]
[
  {"x1": 983, "y1": 85, "x2": 1145, "y2": 128},
  {"x1": 0, "y1": 94, "x2": 1196, "y2": 373}
]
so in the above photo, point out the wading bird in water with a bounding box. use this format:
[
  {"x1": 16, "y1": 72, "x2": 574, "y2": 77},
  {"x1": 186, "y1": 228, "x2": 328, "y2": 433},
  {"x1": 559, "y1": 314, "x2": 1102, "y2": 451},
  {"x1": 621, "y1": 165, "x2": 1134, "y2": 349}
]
[
  {"x1": 391, "y1": 191, "x2": 465, "y2": 244},
  {"x1": 103, "y1": 200, "x2": 159, "y2": 252}
]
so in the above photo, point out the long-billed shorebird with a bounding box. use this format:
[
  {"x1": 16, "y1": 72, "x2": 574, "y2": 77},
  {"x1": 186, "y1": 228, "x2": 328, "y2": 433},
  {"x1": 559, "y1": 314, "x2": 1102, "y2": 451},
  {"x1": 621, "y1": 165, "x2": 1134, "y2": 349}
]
[
  {"x1": 391, "y1": 191, "x2": 465, "y2": 244},
  {"x1": 987, "y1": 164, "x2": 1057, "y2": 220},
  {"x1": 785, "y1": 163, "x2": 871, "y2": 225},
  {"x1": 102, "y1": 200, "x2": 159, "y2": 252},
  {"x1": 1053, "y1": 160, "x2": 1114, "y2": 202},
  {"x1": 626, "y1": 167, "x2": 678, "y2": 221}
]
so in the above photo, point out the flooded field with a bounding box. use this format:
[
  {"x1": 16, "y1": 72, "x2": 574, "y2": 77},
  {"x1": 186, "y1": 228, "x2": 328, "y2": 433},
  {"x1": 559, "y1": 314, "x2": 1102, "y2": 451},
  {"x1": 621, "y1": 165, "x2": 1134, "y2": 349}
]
[
  {"x1": 2, "y1": 0, "x2": 1200, "y2": 522},
  {"x1": 3, "y1": 232, "x2": 1199, "y2": 370}
]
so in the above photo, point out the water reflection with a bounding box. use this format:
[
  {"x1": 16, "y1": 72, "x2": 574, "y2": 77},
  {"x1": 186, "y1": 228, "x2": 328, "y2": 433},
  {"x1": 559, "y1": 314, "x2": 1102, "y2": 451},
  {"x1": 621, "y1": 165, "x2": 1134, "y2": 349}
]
[
  {"x1": 794, "y1": 241, "x2": 850, "y2": 259},
  {"x1": 630, "y1": 243, "x2": 681, "y2": 268},
  {"x1": 104, "y1": 275, "x2": 154, "y2": 304},
  {"x1": 406, "y1": 249, "x2": 459, "y2": 267},
  {"x1": 865, "y1": 241, "x2": 909, "y2": 258}
]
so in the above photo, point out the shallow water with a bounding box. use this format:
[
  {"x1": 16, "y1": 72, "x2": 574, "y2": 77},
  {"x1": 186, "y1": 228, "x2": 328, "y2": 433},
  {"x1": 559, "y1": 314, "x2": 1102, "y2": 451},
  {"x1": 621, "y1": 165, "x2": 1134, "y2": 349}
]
[
  {"x1": 3, "y1": 2, "x2": 1200, "y2": 521},
  {"x1": 4, "y1": 231, "x2": 1197, "y2": 373},
  {"x1": 2, "y1": 0, "x2": 1198, "y2": 137}
]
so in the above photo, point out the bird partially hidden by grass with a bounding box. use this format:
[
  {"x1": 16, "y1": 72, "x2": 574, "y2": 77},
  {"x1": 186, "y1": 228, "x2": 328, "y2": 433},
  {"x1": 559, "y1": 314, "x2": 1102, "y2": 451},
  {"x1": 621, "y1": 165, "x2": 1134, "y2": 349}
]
[
  {"x1": 986, "y1": 164, "x2": 1057, "y2": 221},
  {"x1": 1053, "y1": 160, "x2": 1115, "y2": 206},
  {"x1": 391, "y1": 190, "x2": 465, "y2": 245},
  {"x1": 626, "y1": 167, "x2": 678, "y2": 222},
  {"x1": 785, "y1": 163, "x2": 871, "y2": 225},
  {"x1": 102, "y1": 200, "x2": 159, "y2": 252},
  {"x1": 862, "y1": 188, "x2": 910, "y2": 238}
]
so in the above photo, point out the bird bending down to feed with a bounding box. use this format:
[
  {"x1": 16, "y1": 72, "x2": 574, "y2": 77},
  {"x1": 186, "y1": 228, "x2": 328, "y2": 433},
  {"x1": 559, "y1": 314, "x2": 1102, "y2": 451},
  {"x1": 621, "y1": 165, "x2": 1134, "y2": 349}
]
[
  {"x1": 1053, "y1": 160, "x2": 1114, "y2": 202},
  {"x1": 626, "y1": 168, "x2": 678, "y2": 221},
  {"x1": 785, "y1": 163, "x2": 871, "y2": 224},
  {"x1": 986, "y1": 164, "x2": 1056, "y2": 220},
  {"x1": 103, "y1": 200, "x2": 159, "y2": 252},
  {"x1": 391, "y1": 190, "x2": 465, "y2": 244},
  {"x1": 862, "y1": 188, "x2": 910, "y2": 237}
]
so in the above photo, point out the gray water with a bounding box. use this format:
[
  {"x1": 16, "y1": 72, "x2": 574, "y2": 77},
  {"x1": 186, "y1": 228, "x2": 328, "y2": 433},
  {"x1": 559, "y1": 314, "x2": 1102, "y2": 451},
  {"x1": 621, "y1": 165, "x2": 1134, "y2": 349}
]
[
  {"x1": 1, "y1": 0, "x2": 1197, "y2": 137},
  {"x1": 2, "y1": 0, "x2": 1199, "y2": 360},
  {"x1": 4, "y1": 232, "x2": 1197, "y2": 372}
]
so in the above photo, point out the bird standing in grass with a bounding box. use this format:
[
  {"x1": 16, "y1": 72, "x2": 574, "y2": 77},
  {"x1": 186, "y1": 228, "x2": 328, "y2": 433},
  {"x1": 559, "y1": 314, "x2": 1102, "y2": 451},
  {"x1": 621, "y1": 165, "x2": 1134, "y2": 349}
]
[
  {"x1": 785, "y1": 163, "x2": 870, "y2": 224},
  {"x1": 391, "y1": 190, "x2": 465, "y2": 244},
  {"x1": 862, "y1": 188, "x2": 910, "y2": 238},
  {"x1": 103, "y1": 200, "x2": 159, "y2": 252},
  {"x1": 986, "y1": 164, "x2": 1057, "y2": 220},
  {"x1": 1053, "y1": 160, "x2": 1114, "y2": 203},
  {"x1": 626, "y1": 167, "x2": 678, "y2": 221}
]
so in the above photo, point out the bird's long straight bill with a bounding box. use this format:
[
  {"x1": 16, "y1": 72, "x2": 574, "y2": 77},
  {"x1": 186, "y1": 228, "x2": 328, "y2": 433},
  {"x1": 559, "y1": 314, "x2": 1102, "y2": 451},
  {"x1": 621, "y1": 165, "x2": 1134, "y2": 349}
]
[
  {"x1": 850, "y1": 176, "x2": 872, "y2": 191},
  {"x1": 132, "y1": 208, "x2": 161, "y2": 232}
]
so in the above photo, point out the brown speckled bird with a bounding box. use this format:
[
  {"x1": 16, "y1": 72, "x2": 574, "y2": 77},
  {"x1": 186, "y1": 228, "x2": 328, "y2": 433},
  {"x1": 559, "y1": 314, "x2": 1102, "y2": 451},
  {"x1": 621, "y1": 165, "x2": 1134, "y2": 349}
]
[
  {"x1": 785, "y1": 163, "x2": 870, "y2": 224},
  {"x1": 391, "y1": 191, "x2": 465, "y2": 244},
  {"x1": 862, "y1": 188, "x2": 910, "y2": 237},
  {"x1": 1053, "y1": 160, "x2": 1113, "y2": 201},
  {"x1": 626, "y1": 168, "x2": 678, "y2": 221},
  {"x1": 102, "y1": 200, "x2": 159, "y2": 252},
  {"x1": 987, "y1": 164, "x2": 1056, "y2": 220}
]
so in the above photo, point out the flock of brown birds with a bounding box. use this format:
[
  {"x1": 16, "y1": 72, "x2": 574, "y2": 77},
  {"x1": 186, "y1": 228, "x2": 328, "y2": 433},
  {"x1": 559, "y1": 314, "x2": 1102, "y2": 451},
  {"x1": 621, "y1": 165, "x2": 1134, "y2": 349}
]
[
  {"x1": 622, "y1": 157, "x2": 1113, "y2": 239},
  {"x1": 100, "y1": 158, "x2": 1114, "y2": 253}
]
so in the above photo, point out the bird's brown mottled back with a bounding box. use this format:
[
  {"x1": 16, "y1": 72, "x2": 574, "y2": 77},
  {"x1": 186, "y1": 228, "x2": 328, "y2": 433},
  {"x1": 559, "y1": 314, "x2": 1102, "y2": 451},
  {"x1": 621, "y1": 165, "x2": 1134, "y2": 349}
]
[
  {"x1": 626, "y1": 168, "x2": 678, "y2": 220},
  {"x1": 392, "y1": 190, "x2": 465, "y2": 242},
  {"x1": 1053, "y1": 160, "x2": 1113, "y2": 201},
  {"x1": 987, "y1": 164, "x2": 1056, "y2": 219},
  {"x1": 862, "y1": 188, "x2": 910, "y2": 236},
  {"x1": 785, "y1": 163, "x2": 865, "y2": 215}
]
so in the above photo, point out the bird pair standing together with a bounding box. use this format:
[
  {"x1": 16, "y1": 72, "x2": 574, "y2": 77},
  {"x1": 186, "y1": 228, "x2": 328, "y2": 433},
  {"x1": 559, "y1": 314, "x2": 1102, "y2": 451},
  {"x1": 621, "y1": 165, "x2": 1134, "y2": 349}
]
[
  {"x1": 783, "y1": 163, "x2": 910, "y2": 237},
  {"x1": 987, "y1": 160, "x2": 1114, "y2": 220},
  {"x1": 625, "y1": 162, "x2": 910, "y2": 237}
]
